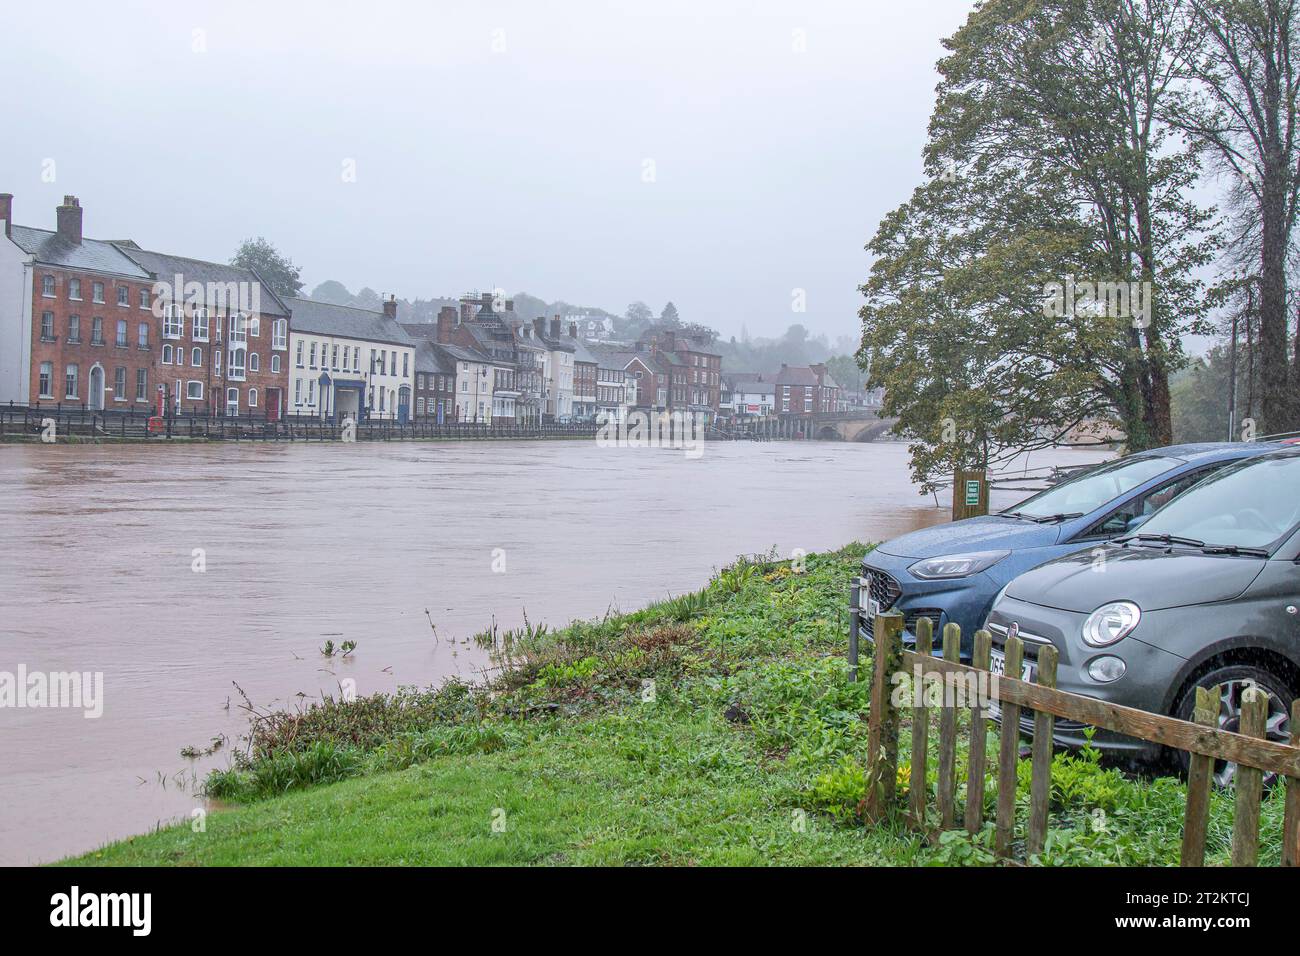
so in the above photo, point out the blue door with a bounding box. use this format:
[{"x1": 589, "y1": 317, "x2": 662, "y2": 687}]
[{"x1": 397, "y1": 385, "x2": 411, "y2": 424}]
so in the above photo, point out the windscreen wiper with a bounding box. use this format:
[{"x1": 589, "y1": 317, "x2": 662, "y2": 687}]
[
  {"x1": 1131, "y1": 532, "x2": 1206, "y2": 548},
  {"x1": 1200, "y1": 544, "x2": 1270, "y2": 557},
  {"x1": 1001, "y1": 511, "x2": 1083, "y2": 523}
]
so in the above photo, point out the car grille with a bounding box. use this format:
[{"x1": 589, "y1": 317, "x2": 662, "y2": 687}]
[{"x1": 860, "y1": 568, "x2": 899, "y2": 640}]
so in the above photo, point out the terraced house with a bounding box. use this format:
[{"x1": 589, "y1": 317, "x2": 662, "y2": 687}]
[
  {"x1": 287, "y1": 296, "x2": 415, "y2": 422},
  {"x1": 113, "y1": 243, "x2": 291, "y2": 419},
  {"x1": 0, "y1": 195, "x2": 157, "y2": 409}
]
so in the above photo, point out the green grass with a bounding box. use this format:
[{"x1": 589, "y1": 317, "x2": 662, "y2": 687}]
[{"x1": 62, "y1": 545, "x2": 1290, "y2": 866}]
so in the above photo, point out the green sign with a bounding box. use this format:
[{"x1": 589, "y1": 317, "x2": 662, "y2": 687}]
[{"x1": 964, "y1": 479, "x2": 981, "y2": 507}]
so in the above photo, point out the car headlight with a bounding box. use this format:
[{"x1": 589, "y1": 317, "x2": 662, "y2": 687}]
[
  {"x1": 1082, "y1": 601, "x2": 1141, "y2": 647},
  {"x1": 908, "y1": 550, "x2": 1010, "y2": 580}
]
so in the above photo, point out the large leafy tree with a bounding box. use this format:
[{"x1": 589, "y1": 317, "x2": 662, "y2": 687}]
[
  {"x1": 231, "y1": 237, "x2": 304, "y2": 299},
  {"x1": 861, "y1": 0, "x2": 1218, "y2": 490},
  {"x1": 1173, "y1": 0, "x2": 1300, "y2": 434}
]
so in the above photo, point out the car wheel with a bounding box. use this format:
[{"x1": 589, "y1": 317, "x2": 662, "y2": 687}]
[{"x1": 1174, "y1": 665, "x2": 1294, "y2": 788}]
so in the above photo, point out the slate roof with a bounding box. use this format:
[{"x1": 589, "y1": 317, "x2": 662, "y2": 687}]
[
  {"x1": 9, "y1": 225, "x2": 151, "y2": 278},
  {"x1": 414, "y1": 340, "x2": 456, "y2": 376},
  {"x1": 774, "y1": 365, "x2": 820, "y2": 387},
  {"x1": 434, "y1": 341, "x2": 495, "y2": 366},
  {"x1": 732, "y1": 380, "x2": 776, "y2": 396},
  {"x1": 285, "y1": 297, "x2": 413, "y2": 346},
  {"x1": 115, "y1": 244, "x2": 291, "y2": 317}
]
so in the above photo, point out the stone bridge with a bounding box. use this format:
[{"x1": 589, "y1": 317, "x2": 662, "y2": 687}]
[
  {"x1": 811, "y1": 410, "x2": 897, "y2": 442},
  {"x1": 719, "y1": 409, "x2": 896, "y2": 442}
]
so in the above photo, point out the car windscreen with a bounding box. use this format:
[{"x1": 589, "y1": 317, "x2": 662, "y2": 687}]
[
  {"x1": 1005, "y1": 455, "x2": 1177, "y2": 518},
  {"x1": 1137, "y1": 454, "x2": 1300, "y2": 550}
]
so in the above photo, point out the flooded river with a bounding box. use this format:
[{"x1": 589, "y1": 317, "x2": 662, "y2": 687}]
[{"x1": 0, "y1": 438, "x2": 1106, "y2": 864}]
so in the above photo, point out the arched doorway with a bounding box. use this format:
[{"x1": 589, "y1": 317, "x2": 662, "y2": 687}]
[{"x1": 88, "y1": 365, "x2": 105, "y2": 410}]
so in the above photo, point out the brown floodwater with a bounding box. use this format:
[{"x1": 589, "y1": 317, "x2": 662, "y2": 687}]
[{"x1": 0, "y1": 438, "x2": 1107, "y2": 864}]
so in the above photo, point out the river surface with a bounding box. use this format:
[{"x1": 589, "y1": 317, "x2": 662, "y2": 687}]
[{"x1": 0, "y1": 438, "x2": 1107, "y2": 864}]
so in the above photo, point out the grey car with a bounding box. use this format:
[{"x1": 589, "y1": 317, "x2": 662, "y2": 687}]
[{"x1": 985, "y1": 447, "x2": 1300, "y2": 783}]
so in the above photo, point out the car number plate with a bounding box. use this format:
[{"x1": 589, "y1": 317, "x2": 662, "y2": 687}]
[
  {"x1": 866, "y1": 598, "x2": 881, "y2": 618},
  {"x1": 988, "y1": 648, "x2": 1035, "y2": 683}
]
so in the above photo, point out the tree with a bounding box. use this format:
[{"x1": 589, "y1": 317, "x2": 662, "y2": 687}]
[
  {"x1": 861, "y1": 0, "x2": 1218, "y2": 490},
  {"x1": 824, "y1": 354, "x2": 866, "y2": 392},
  {"x1": 231, "y1": 237, "x2": 303, "y2": 298},
  {"x1": 660, "y1": 301, "x2": 681, "y2": 327},
  {"x1": 310, "y1": 280, "x2": 353, "y2": 305},
  {"x1": 1174, "y1": 0, "x2": 1300, "y2": 434}
]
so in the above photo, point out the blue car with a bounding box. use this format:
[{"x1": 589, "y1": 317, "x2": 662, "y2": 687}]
[{"x1": 856, "y1": 443, "x2": 1279, "y2": 658}]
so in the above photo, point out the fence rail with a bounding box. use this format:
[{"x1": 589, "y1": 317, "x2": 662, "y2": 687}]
[
  {"x1": 862, "y1": 611, "x2": 1300, "y2": 866},
  {"x1": 0, "y1": 403, "x2": 599, "y2": 442}
]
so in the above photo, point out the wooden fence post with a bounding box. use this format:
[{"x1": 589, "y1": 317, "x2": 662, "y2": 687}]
[
  {"x1": 937, "y1": 623, "x2": 961, "y2": 829},
  {"x1": 864, "y1": 611, "x2": 903, "y2": 823},
  {"x1": 994, "y1": 635, "x2": 1024, "y2": 857},
  {"x1": 1026, "y1": 644, "x2": 1058, "y2": 856},
  {"x1": 909, "y1": 617, "x2": 933, "y2": 826},
  {"x1": 1231, "y1": 686, "x2": 1267, "y2": 867},
  {"x1": 1180, "y1": 685, "x2": 1218, "y2": 867},
  {"x1": 965, "y1": 629, "x2": 992, "y2": 835},
  {"x1": 1285, "y1": 700, "x2": 1300, "y2": 867}
]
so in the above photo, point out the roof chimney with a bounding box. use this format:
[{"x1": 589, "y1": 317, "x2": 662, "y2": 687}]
[
  {"x1": 436, "y1": 306, "x2": 457, "y2": 343},
  {"x1": 533, "y1": 317, "x2": 546, "y2": 338},
  {"x1": 550, "y1": 315, "x2": 562, "y2": 338},
  {"x1": 383, "y1": 294, "x2": 397, "y2": 319},
  {"x1": 56, "y1": 195, "x2": 82, "y2": 244},
  {"x1": 0, "y1": 193, "x2": 11, "y2": 238},
  {"x1": 568, "y1": 322, "x2": 577, "y2": 338}
]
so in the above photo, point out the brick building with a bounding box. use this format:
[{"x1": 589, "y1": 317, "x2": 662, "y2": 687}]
[
  {"x1": 635, "y1": 328, "x2": 721, "y2": 422},
  {"x1": 774, "y1": 363, "x2": 841, "y2": 419},
  {"x1": 0, "y1": 195, "x2": 158, "y2": 409},
  {"x1": 113, "y1": 243, "x2": 291, "y2": 419}
]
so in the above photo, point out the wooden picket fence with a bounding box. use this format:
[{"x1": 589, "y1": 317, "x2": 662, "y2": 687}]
[{"x1": 862, "y1": 611, "x2": 1300, "y2": 866}]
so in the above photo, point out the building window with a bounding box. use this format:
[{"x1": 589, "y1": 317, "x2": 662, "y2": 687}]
[
  {"x1": 249, "y1": 352, "x2": 259, "y2": 372},
  {"x1": 271, "y1": 354, "x2": 281, "y2": 373},
  {"x1": 214, "y1": 350, "x2": 222, "y2": 373},
  {"x1": 68, "y1": 315, "x2": 80, "y2": 343},
  {"x1": 117, "y1": 285, "x2": 129, "y2": 307},
  {"x1": 272, "y1": 319, "x2": 287, "y2": 350},
  {"x1": 294, "y1": 379, "x2": 302, "y2": 404},
  {"x1": 186, "y1": 381, "x2": 203, "y2": 400},
  {"x1": 92, "y1": 281, "x2": 104, "y2": 304},
  {"x1": 138, "y1": 322, "x2": 149, "y2": 348},
  {"x1": 113, "y1": 366, "x2": 126, "y2": 399},
  {"x1": 331, "y1": 345, "x2": 338, "y2": 370},
  {"x1": 248, "y1": 387, "x2": 258, "y2": 408},
  {"x1": 249, "y1": 315, "x2": 260, "y2": 337},
  {"x1": 139, "y1": 288, "x2": 150, "y2": 309},
  {"x1": 352, "y1": 347, "x2": 359, "y2": 372},
  {"x1": 229, "y1": 347, "x2": 246, "y2": 380},
  {"x1": 309, "y1": 342, "x2": 317, "y2": 368},
  {"x1": 417, "y1": 397, "x2": 426, "y2": 415},
  {"x1": 403, "y1": 353, "x2": 409, "y2": 377},
  {"x1": 191, "y1": 347, "x2": 202, "y2": 367},
  {"x1": 295, "y1": 340, "x2": 304, "y2": 367},
  {"x1": 69, "y1": 278, "x2": 82, "y2": 300},
  {"x1": 307, "y1": 379, "x2": 315, "y2": 404},
  {"x1": 136, "y1": 368, "x2": 147, "y2": 401},
  {"x1": 162, "y1": 344, "x2": 173, "y2": 364},
  {"x1": 65, "y1": 364, "x2": 79, "y2": 399},
  {"x1": 193, "y1": 309, "x2": 209, "y2": 342},
  {"x1": 163, "y1": 305, "x2": 183, "y2": 338},
  {"x1": 115, "y1": 319, "x2": 128, "y2": 347},
  {"x1": 42, "y1": 275, "x2": 55, "y2": 297},
  {"x1": 229, "y1": 312, "x2": 247, "y2": 344},
  {"x1": 91, "y1": 316, "x2": 104, "y2": 345},
  {"x1": 40, "y1": 312, "x2": 54, "y2": 341},
  {"x1": 417, "y1": 373, "x2": 425, "y2": 389},
  {"x1": 38, "y1": 362, "x2": 53, "y2": 398}
]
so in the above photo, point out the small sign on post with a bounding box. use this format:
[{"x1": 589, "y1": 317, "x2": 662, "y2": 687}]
[{"x1": 952, "y1": 469, "x2": 988, "y2": 521}]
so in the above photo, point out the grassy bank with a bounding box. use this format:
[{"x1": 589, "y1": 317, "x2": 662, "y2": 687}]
[{"x1": 65, "y1": 545, "x2": 1287, "y2": 866}]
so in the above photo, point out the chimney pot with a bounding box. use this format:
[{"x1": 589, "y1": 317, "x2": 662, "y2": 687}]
[
  {"x1": 56, "y1": 195, "x2": 83, "y2": 244},
  {"x1": 0, "y1": 193, "x2": 11, "y2": 238}
]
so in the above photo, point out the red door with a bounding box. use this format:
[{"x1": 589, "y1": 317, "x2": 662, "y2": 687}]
[{"x1": 266, "y1": 388, "x2": 282, "y2": 422}]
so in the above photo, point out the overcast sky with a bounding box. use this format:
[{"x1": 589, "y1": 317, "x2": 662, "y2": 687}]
[{"x1": 1, "y1": 0, "x2": 974, "y2": 342}]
